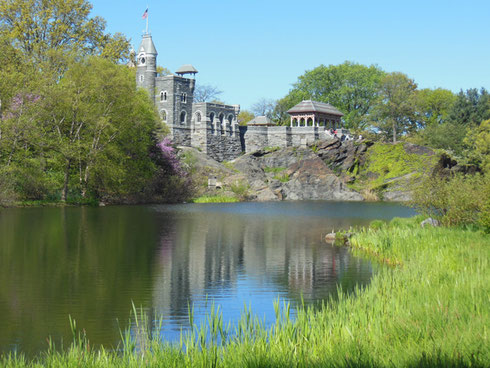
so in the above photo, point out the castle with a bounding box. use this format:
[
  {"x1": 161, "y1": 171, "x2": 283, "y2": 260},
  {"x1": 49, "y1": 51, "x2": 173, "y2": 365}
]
[{"x1": 135, "y1": 34, "x2": 344, "y2": 162}]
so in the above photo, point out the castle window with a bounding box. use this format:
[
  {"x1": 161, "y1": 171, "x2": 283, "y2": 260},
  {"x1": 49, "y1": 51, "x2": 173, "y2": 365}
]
[
  {"x1": 195, "y1": 112, "x2": 201, "y2": 123},
  {"x1": 210, "y1": 112, "x2": 215, "y2": 134},
  {"x1": 181, "y1": 93, "x2": 187, "y2": 103},
  {"x1": 160, "y1": 109, "x2": 167, "y2": 122},
  {"x1": 180, "y1": 111, "x2": 186, "y2": 124},
  {"x1": 228, "y1": 115, "x2": 234, "y2": 135},
  {"x1": 139, "y1": 75, "x2": 144, "y2": 82},
  {"x1": 219, "y1": 113, "x2": 224, "y2": 135},
  {"x1": 160, "y1": 91, "x2": 167, "y2": 102}
]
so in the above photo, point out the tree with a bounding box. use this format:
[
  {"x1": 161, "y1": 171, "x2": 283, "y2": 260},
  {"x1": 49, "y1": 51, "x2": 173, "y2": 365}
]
[
  {"x1": 238, "y1": 110, "x2": 254, "y2": 126},
  {"x1": 464, "y1": 119, "x2": 490, "y2": 173},
  {"x1": 371, "y1": 72, "x2": 418, "y2": 143},
  {"x1": 415, "y1": 88, "x2": 456, "y2": 127},
  {"x1": 193, "y1": 84, "x2": 223, "y2": 103},
  {"x1": 448, "y1": 88, "x2": 490, "y2": 127},
  {"x1": 281, "y1": 62, "x2": 385, "y2": 131},
  {"x1": 156, "y1": 65, "x2": 172, "y2": 77},
  {"x1": 251, "y1": 98, "x2": 275, "y2": 117},
  {"x1": 41, "y1": 57, "x2": 160, "y2": 200},
  {"x1": 0, "y1": 0, "x2": 130, "y2": 66}
]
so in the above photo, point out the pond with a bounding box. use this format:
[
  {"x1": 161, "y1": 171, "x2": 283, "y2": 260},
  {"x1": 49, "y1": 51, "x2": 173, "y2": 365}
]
[{"x1": 0, "y1": 201, "x2": 415, "y2": 356}]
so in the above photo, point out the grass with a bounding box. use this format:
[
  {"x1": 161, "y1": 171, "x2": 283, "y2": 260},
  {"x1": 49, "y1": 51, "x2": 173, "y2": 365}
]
[
  {"x1": 1, "y1": 217, "x2": 488, "y2": 367},
  {"x1": 191, "y1": 195, "x2": 239, "y2": 203},
  {"x1": 350, "y1": 142, "x2": 438, "y2": 193}
]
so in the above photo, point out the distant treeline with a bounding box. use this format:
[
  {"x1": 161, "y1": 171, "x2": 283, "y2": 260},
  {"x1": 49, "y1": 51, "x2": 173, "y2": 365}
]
[{"x1": 245, "y1": 63, "x2": 489, "y2": 171}]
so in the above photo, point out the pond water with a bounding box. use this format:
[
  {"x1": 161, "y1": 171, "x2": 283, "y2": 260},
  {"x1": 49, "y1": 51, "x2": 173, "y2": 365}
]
[{"x1": 0, "y1": 201, "x2": 415, "y2": 356}]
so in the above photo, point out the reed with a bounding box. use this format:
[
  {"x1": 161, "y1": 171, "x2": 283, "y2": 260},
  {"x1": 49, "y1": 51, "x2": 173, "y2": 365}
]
[{"x1": 1, "y1": 217, "x2": 488, "y2": 367}]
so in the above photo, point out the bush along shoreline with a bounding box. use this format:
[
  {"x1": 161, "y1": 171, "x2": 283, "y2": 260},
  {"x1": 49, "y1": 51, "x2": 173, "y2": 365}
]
[{"x1": 1, "y1": 216, "x2": 488, "y2": 367}]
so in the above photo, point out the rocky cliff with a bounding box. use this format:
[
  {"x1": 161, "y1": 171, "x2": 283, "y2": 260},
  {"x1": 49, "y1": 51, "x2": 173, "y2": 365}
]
[{"x1": 181, "y1": 138, "x2": 439, "y2": 202}]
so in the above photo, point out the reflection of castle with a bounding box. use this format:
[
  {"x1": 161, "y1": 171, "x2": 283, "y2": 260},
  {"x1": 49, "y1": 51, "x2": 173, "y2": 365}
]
[
  {"x1": 135, "y1": 34, "x2": 345, "y2": 162},
  {"x1": 151, "y1": 210, "x2": 371, "y2": 321}
]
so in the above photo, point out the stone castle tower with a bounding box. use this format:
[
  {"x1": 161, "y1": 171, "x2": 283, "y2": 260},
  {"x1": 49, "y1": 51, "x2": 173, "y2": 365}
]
[
  {"x1": 135, "y1": 33, "x2": 345, "y2": 161},
  {"x1": 135, "y1": 33, "x2": 242, "y2": 161}
]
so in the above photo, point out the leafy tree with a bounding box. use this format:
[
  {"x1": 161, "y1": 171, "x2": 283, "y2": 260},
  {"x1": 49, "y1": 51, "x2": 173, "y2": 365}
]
[
  {"x1": 371, "y1": 72, "x2": 418, "y2": 143},
  {"x1": 448, "y1": 88, "x2": 490, "y2": 127},
  {"x1": 0, "y1": 0, "x2": 130, "y2": 66},
  {"x1": 238, "y1": 110, "x2": 254, "y2": 126},
  {"x1": 193, "y1": 84, "x2": 223, "y2": 103},
  {"x1": 415, "y1": 88, "x2": 456, "y2": 127},
  {"x1": 464, "y1": 119, "x2": 490, "y2": 173},
  {"x1": 156, "y1": 65, "x2": 172, "y2": 77},
  {"x1": 41, "y1": 57, "x2": 160, "y2": 200},
  {"x1": 281, "y1": 62, "x2": 385, "y2": 131}
]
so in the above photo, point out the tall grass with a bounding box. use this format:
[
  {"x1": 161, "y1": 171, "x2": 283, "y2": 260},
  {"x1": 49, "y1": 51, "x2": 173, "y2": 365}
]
[
  {"x1": 191, "y1": 195, "x2": 239, "y2": 203},
  {"x1": 1, "y1": 217, "x2": 488, "y2": 367}
]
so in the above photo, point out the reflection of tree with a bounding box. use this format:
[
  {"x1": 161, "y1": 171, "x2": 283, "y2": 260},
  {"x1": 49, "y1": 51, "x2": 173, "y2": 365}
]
[{"x1": 0, "y1": 206, "x2": 160, "y2": 355}]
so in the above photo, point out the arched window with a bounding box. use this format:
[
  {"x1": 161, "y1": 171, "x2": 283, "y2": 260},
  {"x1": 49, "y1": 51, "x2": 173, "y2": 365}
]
[
  {"x1": 139, "y1": 75, "x2": 144, "y2": 82},
  {"x1": 160, "y1": 91, "x2": 167, "y2": 102},
  {"x1": 180, "y1": 111, "x2": 186, "y2": 124},
  {"x1": 209, "y1": 112, "x2": 215, "y2": 134},
  {"x1": 293, "y1": 118, "x2": 298, "y2": 126},
  {"x1": 307, "y1": 118, "x2": 313, "y2": 126},
  {"x1": 227, "y1": 115, "x2": 234, "y2": 135},
  {"x1": 218, "y1": 113, "x2": 225, "y2": 135},
  {"x1": 195, "y1": 112, "x2": 202, "y2": 123},
  {"x1": 181, "y1": 93, "x2": 187, "y2": 103},
  {"x1": 160, "y1": 109, "x2": 167, "y2": 122}
]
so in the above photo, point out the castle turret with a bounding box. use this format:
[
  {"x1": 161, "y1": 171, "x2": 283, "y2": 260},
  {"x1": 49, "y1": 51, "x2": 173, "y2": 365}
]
[{"x1": 136, "y1": 34, "x2": 158, "y2": 103}]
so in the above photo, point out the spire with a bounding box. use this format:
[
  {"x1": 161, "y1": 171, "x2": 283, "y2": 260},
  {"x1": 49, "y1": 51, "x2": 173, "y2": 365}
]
[{"x1": 138, "y1": 33, "x2": 158, "y2": 56}]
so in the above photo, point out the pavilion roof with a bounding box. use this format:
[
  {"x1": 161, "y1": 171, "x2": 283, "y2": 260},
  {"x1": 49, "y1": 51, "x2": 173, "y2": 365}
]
[
  {"x1": 176, "y1": 64, "x2": 198, "y2": 75},
  {"x1": 287, "y1": 100, "x2": 343, "y2": 117},
  {"x1": 247, "y1": 116, "x2": 275, "y2": 126}
]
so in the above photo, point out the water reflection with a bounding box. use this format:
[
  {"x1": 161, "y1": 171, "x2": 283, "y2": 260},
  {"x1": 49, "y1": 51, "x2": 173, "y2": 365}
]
[{"x1": 0, "y1": 202, "x2": 415, "y2": 355}]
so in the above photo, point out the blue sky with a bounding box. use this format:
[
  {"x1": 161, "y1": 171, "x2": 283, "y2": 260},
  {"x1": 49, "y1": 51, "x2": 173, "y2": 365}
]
[{"x1": 90, "y1": 0, "x2": 490, "y2": 111}]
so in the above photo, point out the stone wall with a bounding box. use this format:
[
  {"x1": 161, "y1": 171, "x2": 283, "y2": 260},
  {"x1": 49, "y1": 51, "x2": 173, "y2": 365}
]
[
  {"x1": 170, "y1": 125, "x2": 192, "y2": 146},
  {"x1": 206, "y1": 129, "x2": 242, "y2": 162}
]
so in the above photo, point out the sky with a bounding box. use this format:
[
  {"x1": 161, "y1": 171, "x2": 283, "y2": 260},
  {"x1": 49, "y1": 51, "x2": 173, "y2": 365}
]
[{"x1": 90, "y1": 0, "x2": 490, "y2": 111}]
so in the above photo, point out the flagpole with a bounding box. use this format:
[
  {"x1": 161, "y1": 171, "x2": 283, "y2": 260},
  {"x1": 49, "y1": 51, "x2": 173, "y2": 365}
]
[{"x1": 146, "y1": 5, "x2": 149, "y2": 34}]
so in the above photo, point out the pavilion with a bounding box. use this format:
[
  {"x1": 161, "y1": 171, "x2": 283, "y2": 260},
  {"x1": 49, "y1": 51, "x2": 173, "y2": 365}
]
[{"x1": 287, "y1": 100, "x2": 343, "y2": 129}]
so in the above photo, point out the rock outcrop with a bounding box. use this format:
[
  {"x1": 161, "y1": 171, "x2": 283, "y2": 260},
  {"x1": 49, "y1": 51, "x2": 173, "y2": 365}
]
[{"x1": 182, "y1": 137, "x2": 439, "y2": 202}]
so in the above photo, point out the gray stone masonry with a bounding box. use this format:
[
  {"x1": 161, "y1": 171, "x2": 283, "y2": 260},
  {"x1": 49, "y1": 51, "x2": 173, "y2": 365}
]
[{"x1": 135, "y1": 33, "x2": 345, "y2": 161}]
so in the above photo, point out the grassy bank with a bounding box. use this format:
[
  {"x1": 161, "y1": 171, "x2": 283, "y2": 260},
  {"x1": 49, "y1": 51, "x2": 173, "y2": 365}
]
[{"x1": 1, "y1": 217, "x2": 488, "y2": 367}]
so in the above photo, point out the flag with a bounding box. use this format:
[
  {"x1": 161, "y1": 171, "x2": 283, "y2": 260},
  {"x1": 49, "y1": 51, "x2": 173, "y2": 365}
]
[{"x1": 142, "y1": 8, "x2": 148, "y2": 20}]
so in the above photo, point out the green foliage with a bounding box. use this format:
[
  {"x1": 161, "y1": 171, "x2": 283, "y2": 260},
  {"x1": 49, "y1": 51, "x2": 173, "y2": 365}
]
[
  {"x1": 279, "y1": 61, "x2": 384, "y2": 130},
  {"x1": 192, "y1": 195, "x2": 239, "y2": 203},
  {"x1": 411, "y1": 173, "x2": 490, "y2": 231},
  {"x1": 279, "y1": 61, "x2": 385, "y2": 130},
  {"x1": 414, "y1": 88, "x2": 457, "y2": 127},
  {"x1": 371, "y1": 72, "x2": 418, "y2": 143},
  {"x1": 0, "y1": 0, "x2": 130, "y2": 65},
  {"x1": 463, "y1": 119, "x2": 490, "y2": 173},
  {"x1": 237, "y1": 110, "x2": 254, "y2": 126},
  {"x1": 273, "y1": 173, "x2": 290, "y2": 182},
  {"x1": 448, "y1": 87, "x2": 490, "y2": 127},
  {"x1": 230, "y1": 181, "x2": 250, "y2": 200},
  {"x1": 354, "y1": 143, "x2": 437, "y2": 192},
  {"x1": 263, "y1": 146, "x2": 280, "y2": 153}
]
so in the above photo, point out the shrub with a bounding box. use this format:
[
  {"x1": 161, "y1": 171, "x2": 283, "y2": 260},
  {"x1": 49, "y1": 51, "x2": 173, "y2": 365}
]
[{"x1": 410, "y1": 173, "x2": 490, "y2": 231}]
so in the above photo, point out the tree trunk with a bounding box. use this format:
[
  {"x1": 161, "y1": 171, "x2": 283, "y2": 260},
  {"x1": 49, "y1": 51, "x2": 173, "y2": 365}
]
[{"x1": 61, "y1": 159, "x2": 71, "y2": 202}]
